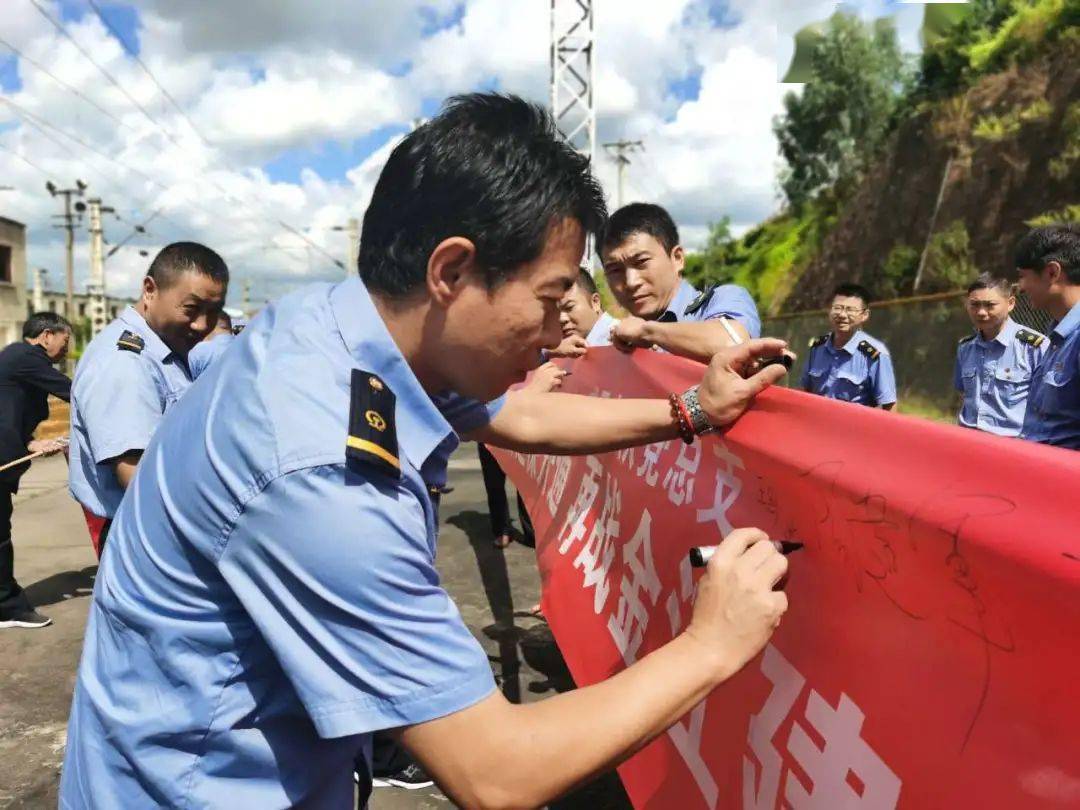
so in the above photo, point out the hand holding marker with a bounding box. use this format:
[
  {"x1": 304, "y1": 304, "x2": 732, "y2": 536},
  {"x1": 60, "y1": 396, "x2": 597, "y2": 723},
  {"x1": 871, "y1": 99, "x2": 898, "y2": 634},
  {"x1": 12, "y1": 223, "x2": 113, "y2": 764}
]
[
  {"x1": 689, "y1": 540, "x2": 803, "y2": 568},
  {"x1": 719, "y1": 317, "x2": 793, "y2": 370}
]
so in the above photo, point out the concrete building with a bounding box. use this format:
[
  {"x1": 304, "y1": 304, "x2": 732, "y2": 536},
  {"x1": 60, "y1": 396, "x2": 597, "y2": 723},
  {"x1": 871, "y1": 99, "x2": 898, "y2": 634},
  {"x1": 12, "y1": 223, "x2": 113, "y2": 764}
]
[
  {"x1": 0, "y1": 217, "x2": 28, "y2": 345},
  {"x1": 29, "y1": 288, "x2": 134, "y2": 323}
]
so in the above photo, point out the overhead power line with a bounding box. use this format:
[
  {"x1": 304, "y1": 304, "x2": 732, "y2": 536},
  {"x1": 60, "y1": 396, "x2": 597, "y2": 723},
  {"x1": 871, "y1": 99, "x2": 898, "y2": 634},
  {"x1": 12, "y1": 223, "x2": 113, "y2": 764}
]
[
  {"x1": 85, "y1": 0, "x2": 212, "y2": 146},
  {"x1": 0, "y1": 141, "x2": 54, "y2": 180},
  {"x1": 26, "y1": 0, "x2": 191, "y2": 157},
  {"x1": 15, "y1": 1, "x2": 346, "y2": 271},
  {"x1": 0, "y1": 36, "x2": 125, "y2": 126}
]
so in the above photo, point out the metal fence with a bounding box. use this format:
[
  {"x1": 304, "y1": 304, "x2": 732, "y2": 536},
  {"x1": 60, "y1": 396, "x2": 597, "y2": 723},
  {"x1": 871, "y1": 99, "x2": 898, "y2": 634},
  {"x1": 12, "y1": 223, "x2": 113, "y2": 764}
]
[{"x1": 761, "y1": 291, "x2": 1053, "y2": 418}]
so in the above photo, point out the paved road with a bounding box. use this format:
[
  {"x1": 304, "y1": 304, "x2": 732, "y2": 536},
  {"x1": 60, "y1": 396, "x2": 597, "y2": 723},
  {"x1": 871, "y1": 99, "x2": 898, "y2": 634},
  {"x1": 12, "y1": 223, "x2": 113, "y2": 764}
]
[{"x1": 0, "y1": 452, "x2": 630, "y2": 809}]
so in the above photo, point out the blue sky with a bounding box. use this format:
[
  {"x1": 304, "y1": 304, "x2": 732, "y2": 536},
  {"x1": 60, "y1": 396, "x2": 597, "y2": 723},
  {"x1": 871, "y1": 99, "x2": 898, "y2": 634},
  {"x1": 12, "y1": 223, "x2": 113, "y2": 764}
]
[{"x1": 0, "y1": 0, "x2": 941, "y2": 300}]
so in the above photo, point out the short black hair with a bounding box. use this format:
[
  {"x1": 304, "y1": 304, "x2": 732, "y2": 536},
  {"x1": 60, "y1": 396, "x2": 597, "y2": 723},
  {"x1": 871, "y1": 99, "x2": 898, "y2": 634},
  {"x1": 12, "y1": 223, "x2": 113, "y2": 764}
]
[
  {"x1": 967, "y1": 272, "x2": 1014, "y2": 297},
  {"x1": 217, "y1": 311, "x2": 233, "y2": 330},
  {"x1": 576, "y1": 267, "x2": 598, "y2": 297},
  {"x1": 1014, "y1": 224, "x2": 1080, "y2": 285},
  {"x1": 600, "y1": 203, "x2": 680, "y2": 257},
  {"x1": 831, "y1": 283, "x2": 873, "y2": 308},
  {"x1": 359, "y1": 93, "x2": 607, "y2": 297},
  {"x1": 23, "y1": 311, "x2": 72, "y2": 339},
  {"x1": 147, "y1": 242, "x2": 229, "y2": 290}
]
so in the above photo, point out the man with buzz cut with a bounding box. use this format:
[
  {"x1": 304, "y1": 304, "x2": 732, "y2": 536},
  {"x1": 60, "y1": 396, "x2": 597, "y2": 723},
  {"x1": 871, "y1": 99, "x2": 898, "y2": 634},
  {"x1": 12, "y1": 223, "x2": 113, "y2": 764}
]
[
  {"x1": 68, "y1": 241, "x2": 228, "y2": 555},
  {"x1": 1016, "y1": 223, "x2": 1080, "y2": 449},
  {"x1": 955, "y1": 273, "x2": 1047, "y2": 436},
  {"x1": 801, "y1": 283, "x2": 897, "y2": 410},
  {"x1": 559, "y1": 265, "x2": 618, "y2": 346},
  {"x1": 600, "y1": 202, "x2": 761, "y2": 363}
]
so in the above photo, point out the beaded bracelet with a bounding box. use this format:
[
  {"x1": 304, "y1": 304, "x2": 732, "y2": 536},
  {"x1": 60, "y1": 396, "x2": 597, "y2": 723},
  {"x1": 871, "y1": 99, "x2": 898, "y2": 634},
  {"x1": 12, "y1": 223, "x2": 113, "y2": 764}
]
[{"x1": 668, "y1": 392, "x2": 695, "y2": 445}]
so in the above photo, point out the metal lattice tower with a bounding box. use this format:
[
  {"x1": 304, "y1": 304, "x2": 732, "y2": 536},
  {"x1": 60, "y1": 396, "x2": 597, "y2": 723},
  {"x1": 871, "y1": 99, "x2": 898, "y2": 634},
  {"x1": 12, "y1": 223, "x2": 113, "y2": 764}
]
[{"x1": 550, "y1": 0, "x2": 596, "y2": 166}]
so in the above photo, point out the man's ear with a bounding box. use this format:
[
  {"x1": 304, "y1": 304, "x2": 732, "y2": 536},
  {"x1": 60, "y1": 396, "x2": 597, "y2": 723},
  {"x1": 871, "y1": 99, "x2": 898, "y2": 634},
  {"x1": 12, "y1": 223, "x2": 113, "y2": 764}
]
[
  {"x1": 427, "y1": 237, "x2": 479, "y2": 307},
  {"x1": 671, "y1": 245, "x2": 685, "y2": 275},
  {"x1": 141, "y1": 275, "x2": 158, "y2": 303},
  {"x1": 589, "y1": 292, "x2": 602, "y2": 314},
  {"x1": 1045, "y1": 260, "x2": 1064, "y2": 286}
]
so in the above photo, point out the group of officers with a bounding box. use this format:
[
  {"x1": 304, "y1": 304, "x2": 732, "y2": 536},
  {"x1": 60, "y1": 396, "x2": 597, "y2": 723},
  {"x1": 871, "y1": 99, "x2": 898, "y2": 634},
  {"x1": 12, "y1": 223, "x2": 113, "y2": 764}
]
[
  {"x1": 0, "y1": 91, "x2": 1074, "y2": 808},
  {"x1": 543, "y1": 206, "x2": 1080, "y2": 451}
]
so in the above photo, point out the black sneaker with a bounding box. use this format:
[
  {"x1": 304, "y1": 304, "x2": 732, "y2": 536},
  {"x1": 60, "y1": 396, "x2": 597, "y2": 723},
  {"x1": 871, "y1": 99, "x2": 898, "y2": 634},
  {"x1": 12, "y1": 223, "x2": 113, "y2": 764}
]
[
  {"x1": 0, "y1": 607, "x2": 51, "y2": 629},
  {"x1": 372, "y1": 763, "x2": 434, "y2": 790}
]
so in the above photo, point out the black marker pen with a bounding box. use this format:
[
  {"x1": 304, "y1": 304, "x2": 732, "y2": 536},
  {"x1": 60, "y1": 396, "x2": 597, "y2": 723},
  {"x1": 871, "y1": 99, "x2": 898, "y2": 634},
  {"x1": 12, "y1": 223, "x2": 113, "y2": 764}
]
[{"x1": 689, "y1": 541, "x2": 803, "y2": 567}]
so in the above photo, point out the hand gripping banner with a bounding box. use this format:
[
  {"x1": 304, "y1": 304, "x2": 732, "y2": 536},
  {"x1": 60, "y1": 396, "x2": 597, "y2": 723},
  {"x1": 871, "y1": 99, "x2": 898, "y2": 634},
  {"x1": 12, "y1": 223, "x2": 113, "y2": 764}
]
[{"x1": 489, "y1": 347, "x2": 1080, "y2": 810}]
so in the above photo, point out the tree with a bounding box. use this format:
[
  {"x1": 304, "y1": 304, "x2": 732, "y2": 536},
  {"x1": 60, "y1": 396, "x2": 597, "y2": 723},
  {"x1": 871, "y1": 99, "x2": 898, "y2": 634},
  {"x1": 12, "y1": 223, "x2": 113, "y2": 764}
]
[
  {"x1": 683, "y1": 216, "x2": 738, "y2": 290},
  {"x1": 774, "y1": 13, "x2": 907, "y2": 208},
  {"x1": 914, "y1": 0, "x2": 1014, "y2": 99}
]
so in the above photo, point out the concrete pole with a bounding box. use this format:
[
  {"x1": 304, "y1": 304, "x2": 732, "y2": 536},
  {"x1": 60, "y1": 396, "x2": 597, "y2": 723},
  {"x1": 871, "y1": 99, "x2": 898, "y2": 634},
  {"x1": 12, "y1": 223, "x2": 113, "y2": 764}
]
[
  {"x1": 86, "y1": 198, "x2": 109, "y2": 335},
  {"x1": 63, "y1": 193, "x2": 76, "y2": 321},
  {"x1": 32, "y1": 268, "x2": 46, "y2": 313},
  {"x1": 347, "y1": 217, "x2": 359, "y2": 275}
]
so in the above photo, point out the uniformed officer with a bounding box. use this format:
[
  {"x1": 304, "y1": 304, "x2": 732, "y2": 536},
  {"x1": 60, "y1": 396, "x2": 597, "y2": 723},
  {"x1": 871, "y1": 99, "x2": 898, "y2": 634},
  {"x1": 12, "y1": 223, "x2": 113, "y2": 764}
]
[
  {"x1": 68, "y1": 242, "x2": 227, "y2": 555},
  {"x1": 61, "y1": 93, "x2": 791, "y2": 809},
  {"x1": 800, "y1": 283, "x2": 897, "y2": 409},
  {"x1": 1017, "y1": 223, "x2": 1080, "y2": 449},
  {"x1": 558, "y1": 266, "x2": 617, "y2": 346},
  {"x1": 600, "y1": 202, "x2": 761, "y2": 362},
  {"x1": 955, "y1": 273, "x2": 1047, "y2": 436},
  {"x1": 0, "y1": 312, "x2": 72, "y2": 629},
  {"x1": 188, "y1": 309, "x2": 236, "y2": 379}
]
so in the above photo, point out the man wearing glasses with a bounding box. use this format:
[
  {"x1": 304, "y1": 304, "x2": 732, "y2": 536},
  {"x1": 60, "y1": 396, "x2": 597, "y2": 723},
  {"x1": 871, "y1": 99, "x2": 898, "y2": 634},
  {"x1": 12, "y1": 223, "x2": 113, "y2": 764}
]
[{"x1": 800, "y1": 283, "x2": 897, "y2": 410}]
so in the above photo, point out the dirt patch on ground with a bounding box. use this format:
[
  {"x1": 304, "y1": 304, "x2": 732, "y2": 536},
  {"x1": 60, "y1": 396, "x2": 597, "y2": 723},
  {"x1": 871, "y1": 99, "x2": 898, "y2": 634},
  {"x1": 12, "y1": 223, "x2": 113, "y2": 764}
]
[{"x1": 35, "y1": 400, "x2": 69, "y2": 441}]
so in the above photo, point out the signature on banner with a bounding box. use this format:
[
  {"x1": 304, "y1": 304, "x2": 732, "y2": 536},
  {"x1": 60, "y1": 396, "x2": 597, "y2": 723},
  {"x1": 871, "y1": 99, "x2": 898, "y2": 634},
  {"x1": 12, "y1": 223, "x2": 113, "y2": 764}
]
[{"x1": 512, "y1": 423, "x2": 903, "y2": 810}]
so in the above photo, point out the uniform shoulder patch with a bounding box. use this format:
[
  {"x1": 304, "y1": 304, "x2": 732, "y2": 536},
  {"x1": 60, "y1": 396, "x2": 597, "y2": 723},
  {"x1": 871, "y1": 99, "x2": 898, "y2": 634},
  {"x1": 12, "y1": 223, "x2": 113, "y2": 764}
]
[
  {"x1": 857, "y1": 340, "x2": 881, "y2": 361},
  {"x1": 959, "y1": 333, "x2": 976, "y2": 344},
  {"x1": 808, "y1": 333, "x2": 829, "y2": 349},
  {"x1": 683, "y1": 284, "x2": 716, "y2": 317},
  {"x1": 116, "y1": 330, "x2": 145, "y2": 353},
  {"x1": 1015, "y1": 329, "x2": 1045, "y2": 348},
  {"x1": 346, "y1": 370, "x2": 400, "y2": 478}
]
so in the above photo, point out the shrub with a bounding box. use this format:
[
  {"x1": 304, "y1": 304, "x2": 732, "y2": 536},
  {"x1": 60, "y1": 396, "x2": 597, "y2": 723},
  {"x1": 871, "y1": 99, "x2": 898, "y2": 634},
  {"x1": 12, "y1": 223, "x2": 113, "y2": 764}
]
[{"x1": 922, "y1": 221, "x2": 977, "y2": 291}]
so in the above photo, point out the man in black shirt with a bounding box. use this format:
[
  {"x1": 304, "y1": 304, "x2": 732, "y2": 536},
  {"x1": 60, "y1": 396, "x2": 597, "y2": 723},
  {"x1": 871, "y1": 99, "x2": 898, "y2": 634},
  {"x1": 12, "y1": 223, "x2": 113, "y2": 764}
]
[{"x1": 0, "y1": 312, "x2": 73, "y2": 629}]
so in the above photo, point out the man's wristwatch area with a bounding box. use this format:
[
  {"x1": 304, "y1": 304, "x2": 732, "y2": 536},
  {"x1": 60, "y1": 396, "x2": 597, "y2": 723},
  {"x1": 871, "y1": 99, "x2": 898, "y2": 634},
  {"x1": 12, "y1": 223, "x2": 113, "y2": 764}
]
[{"x1": 669, "y1": 386, "x2": 715, "y2": 443}]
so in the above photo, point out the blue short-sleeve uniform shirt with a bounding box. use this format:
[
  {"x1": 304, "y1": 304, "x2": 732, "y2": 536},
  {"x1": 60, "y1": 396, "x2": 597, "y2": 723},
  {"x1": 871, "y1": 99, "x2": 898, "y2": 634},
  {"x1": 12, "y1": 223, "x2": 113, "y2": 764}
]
[
  {"x1": 799, "y1": 330, "x2": 897, "y2": 407},
  {"x1": 68, "y1": 306, "x2": 194, "y2": 518},
  {"x1": 188, "y1": 332, "x2": 235, "y2": 378},
  {"x1": 954, "y1": 318, "x2": 1048, "y2": 436},
  {"x1": 661, "y1": 279, "x2": 761, "y2": 338},
  {"x1": 585, "y1": 311, "x2": 617, "y2": 347},
  {"x1": 60, "y1": 278, "x2": 501, "y2": 809},
  {"x1": 1021, "y1": 301, "x2": 1080, "y2": 449}
]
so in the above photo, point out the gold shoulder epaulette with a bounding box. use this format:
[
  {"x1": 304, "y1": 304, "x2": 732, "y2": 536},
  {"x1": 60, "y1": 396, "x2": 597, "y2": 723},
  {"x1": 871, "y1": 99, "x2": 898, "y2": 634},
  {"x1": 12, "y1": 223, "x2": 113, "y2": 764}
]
[
  {"x1": 683, "y1": 284, "x2": 717, "y2": 316},
  {"x1": 1015, "y1": 329, "x2": 1045, "y2": 348},
  {"x1": 857, "y1": 340, "x2": 881, "y2": 361},
  {"x1": 346, "y1": 370, "x2": 400, "y2": 477},
  {"x1": 116, "y1": 330, "x2": 145, "y2": 353}
]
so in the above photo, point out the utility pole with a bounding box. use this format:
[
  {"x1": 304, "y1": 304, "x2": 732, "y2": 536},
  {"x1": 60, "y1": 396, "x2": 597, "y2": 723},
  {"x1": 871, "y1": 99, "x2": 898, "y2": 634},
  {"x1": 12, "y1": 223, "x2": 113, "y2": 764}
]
[
  {"x1": 242, "y1": 277, "x2": 252, "y2": 317},
  {"x1": 32, "y1": 268, "x2": 46, "y2": 313},
  {"x1": 551, "y1": 0, "x2": 596, "y2": 263},
  {"x1": 46, "y1": 179, "x2": 87, "y2": 320},
  {"x1": 550, "y1": 0, "x2": 596, "y2": 164},
  {"x1": 86, "y1": 198, "x2": 115, "y2": 336},
  {"x1": 603, "y1": 140, "x2": 644, "y2": 210},
  {"x1": 332, "y1": 217, "x2": 359, "y2": 275}
]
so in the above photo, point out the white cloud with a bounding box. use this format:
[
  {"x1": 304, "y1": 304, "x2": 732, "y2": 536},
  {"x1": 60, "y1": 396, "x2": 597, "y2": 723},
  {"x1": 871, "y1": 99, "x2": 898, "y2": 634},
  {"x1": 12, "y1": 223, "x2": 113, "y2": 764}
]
[{"x1": 0, "y1": 0, "x2": 925, "y2": 304}]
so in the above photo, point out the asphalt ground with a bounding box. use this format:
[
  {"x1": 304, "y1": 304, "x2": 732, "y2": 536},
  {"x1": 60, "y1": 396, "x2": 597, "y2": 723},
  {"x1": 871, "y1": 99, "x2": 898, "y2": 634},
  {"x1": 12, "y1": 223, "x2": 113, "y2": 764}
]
[{"x1": 0, "y1": 449, "x2": 631, "y2": 809}]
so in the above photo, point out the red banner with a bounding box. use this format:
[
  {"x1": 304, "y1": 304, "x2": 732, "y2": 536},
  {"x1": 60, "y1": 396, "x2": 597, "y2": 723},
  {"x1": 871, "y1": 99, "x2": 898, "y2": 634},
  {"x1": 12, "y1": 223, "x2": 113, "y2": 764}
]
[{"x1": 491, "y1": 347, "x2": 1080, "y2": 809}]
